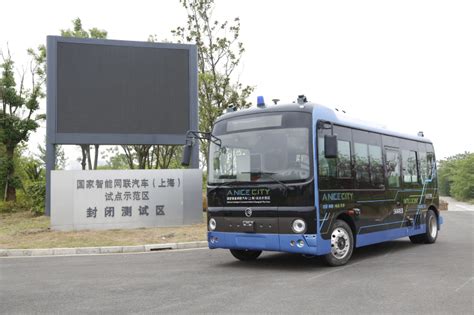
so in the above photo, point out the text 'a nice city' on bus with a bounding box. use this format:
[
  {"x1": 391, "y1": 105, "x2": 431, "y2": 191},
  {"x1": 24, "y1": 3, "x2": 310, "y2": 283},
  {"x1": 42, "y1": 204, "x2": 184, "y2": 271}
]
[{"x1": 182, "y1": 95, "x2": 442, "y2": 266}]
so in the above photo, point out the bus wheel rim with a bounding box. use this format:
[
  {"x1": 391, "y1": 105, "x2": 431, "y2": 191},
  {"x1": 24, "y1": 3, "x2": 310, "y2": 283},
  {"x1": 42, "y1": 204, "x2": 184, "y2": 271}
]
[
  {"x1": 331, "y1": 227, "x2": 350, "y2": 259},
  {"x1": 429, "y1": 215, "x2": 437, "y2": 238}
]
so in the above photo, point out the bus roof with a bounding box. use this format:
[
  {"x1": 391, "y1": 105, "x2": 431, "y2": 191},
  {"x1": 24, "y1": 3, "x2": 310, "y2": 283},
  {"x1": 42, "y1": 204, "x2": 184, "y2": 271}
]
[{"x1": 215, "y1": 102, "x2": 432, "y2": 144}]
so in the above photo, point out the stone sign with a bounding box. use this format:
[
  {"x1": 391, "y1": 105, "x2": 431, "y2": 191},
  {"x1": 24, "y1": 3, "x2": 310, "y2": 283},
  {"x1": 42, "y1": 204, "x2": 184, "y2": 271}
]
[{"x1": 51, "y1": 169, "x2": 202, "y2": 231}]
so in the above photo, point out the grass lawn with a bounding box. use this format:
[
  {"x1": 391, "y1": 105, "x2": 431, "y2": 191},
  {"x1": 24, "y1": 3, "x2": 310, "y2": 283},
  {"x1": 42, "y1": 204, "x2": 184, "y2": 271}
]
[{"x1": 0, "y1": 211, "x2": 207, "y2": 249}]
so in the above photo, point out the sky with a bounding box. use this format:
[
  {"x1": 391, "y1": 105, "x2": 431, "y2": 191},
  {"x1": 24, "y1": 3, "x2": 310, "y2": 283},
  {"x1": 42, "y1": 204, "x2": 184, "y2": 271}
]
[{"x1": 1, "y1": 0, "x2": 473, "y2": 168}]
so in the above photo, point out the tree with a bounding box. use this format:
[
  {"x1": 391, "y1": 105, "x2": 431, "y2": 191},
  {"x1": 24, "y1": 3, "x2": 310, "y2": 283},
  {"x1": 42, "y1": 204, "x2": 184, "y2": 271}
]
[
  {"x1": 99, "y1": 146, "x2": 130, "y2": 170},
  {"x1": 0, "y1": 48, "x2": 46, "y2": 201},
  {"x1": 450, "y1": 153, "x2": 474, "y2": 201},
  {"x1": 438, "y1": 152, "x2": 474, "y2": 201},
  {"x1": 37, "y1": 137, "x2": 66, "y2": 170},
  {"x1": 59, "y1": 18, "x2": 107, "y2": 170},
  {"x1": 172, "y1": 0, "x2": 254, "y2": 167},
  {"x1": 118, "y1": 145, "x2": 182, "y2": 170}
]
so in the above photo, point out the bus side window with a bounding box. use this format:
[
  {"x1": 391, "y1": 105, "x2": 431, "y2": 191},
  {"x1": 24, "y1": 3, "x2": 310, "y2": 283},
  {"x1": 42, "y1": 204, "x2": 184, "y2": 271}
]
[
  {"x1": 354, "y1": 142, "x2": 370, "y2": 188},
  {"x1": 427, "y1": 152, "x2": 435, "y2": 179},
  {"x1": 418, "y1": 151, "x2": 428, "y2": 183},
  {"x1": 318, "y1": 137, "x2": 336, "y2": 177},
  {"x1": 337, "y1": 140, "x2": 352, "y2": 178},
  {"x1": 317, "y1": 124, "x2": 353, "y2": 189},
  {"x1": 402, "y1": 150, "x2": 418, "y2": 184},
  {"x1": 385, "y1": 149, "x2": 401, "y2": 188},
  {"x1": 369, "y1": 144, "x2": 384, "y2": 188}
]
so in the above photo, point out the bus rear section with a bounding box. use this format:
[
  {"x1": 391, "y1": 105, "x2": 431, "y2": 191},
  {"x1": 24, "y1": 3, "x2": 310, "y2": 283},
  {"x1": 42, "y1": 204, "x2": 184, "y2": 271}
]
[{"x1": 316, "y1": 119, "x2": 442, "y2": 265}]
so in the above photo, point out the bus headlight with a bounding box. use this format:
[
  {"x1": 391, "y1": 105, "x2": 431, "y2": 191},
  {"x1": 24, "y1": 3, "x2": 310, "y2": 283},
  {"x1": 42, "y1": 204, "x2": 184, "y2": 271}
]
[
  {"x1": 292, "y1": 219, "x2": 306, "y2": 234},
  {"x1": 209, "y1": 218, "x2": 217, "y2": 231}
]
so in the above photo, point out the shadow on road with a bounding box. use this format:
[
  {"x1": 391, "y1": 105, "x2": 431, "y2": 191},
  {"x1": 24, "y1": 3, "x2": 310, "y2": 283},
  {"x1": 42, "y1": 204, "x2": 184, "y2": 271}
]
[{"x1": 216, "y1": 238, "x2": 415, "y2": 271}]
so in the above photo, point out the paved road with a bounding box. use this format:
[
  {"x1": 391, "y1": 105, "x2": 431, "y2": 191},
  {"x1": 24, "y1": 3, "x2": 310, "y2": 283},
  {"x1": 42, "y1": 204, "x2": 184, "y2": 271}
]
[
  {"x1": 1, "y1": 211, "x2": 473, "y2": 314},
  {"x1": 442, "y1": 196, "x2": 474, "y2": 212}
]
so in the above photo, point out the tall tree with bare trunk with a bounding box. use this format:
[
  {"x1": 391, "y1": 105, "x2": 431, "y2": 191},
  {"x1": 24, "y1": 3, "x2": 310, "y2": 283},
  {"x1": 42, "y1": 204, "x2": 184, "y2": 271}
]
[{"x1": 171, "y1": 0, "x2": 254, "y2": 168}]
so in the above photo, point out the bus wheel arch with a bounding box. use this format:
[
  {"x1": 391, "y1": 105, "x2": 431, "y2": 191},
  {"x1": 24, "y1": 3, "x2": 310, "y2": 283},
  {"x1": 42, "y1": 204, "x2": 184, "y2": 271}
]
[{"x1": 336, "y1": 213, "x2": 357, "y2": 244}]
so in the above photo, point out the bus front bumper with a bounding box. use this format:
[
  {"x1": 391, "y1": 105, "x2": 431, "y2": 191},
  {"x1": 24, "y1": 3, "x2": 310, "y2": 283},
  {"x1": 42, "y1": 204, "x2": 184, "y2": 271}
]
[{"x1": 208, "y1": 231, "x2": 329, "y2": 255}]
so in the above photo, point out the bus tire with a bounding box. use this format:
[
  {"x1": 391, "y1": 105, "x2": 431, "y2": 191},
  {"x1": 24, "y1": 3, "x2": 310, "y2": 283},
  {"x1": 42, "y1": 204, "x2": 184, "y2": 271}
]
[
  {"x1": 322, "y1": 220, "x2": 354, "y2": 266},
  {"x1": 230, "y1": 249, "x2": 262, "y2": 261},
  {"x1": 410, "y1": 209, "x2": 438, "y2": 244}
]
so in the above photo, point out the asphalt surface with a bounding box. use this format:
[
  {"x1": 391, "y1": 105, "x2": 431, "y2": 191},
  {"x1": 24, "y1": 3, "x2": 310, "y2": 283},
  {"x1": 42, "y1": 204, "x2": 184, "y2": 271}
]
[{"x1": 1, "y1": 211, "x2": 473, "y2": 314}]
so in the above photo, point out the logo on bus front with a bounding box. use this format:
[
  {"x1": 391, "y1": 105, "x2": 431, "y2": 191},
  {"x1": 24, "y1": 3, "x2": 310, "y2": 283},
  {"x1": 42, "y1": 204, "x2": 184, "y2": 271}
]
[
  {"x1": 226, "y1": 188, "x2": 271, "y2": 204},
  {"x1": 245, "y1": 208, "x2": 253, "y2": 217}
]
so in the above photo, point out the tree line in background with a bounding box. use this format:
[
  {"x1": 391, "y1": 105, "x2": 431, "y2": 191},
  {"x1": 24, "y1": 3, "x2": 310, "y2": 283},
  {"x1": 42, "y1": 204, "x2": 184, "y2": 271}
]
[
  {"x1": 438, "y1": 152, "x2": 474, "y2": 202},
  {"x1": 0, "y1": 0, "x2": 252, "y2": 213}
]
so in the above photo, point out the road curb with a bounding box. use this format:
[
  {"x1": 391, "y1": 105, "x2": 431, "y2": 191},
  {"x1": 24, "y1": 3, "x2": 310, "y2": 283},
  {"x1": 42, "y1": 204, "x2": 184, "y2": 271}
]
[{"x1": 0, "y1": 241, "x2": 208, "y2": 257}]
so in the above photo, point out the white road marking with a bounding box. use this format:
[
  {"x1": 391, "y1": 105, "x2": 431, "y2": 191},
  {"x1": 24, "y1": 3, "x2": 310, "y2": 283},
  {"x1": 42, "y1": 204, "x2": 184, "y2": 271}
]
[{"x1": 455, "y1": 276, "x2": 474, "y2": 292}]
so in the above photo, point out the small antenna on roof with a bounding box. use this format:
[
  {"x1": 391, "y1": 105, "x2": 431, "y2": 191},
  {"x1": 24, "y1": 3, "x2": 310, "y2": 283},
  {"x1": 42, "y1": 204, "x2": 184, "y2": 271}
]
[
  {"x1": 272, "y1": 98, "x2": 280, "y2": 105},
  {"x1": 297, "y1": 95, "x2": 307, "y2": 104},
  {"x1": 418, "y1": 131, "x2": 424, "y2": 137}
]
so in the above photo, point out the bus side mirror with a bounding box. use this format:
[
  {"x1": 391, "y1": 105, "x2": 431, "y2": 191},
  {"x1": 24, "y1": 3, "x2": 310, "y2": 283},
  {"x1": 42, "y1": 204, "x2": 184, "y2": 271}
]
[
  {"x1": 181, "y1": 143, "x2": 193, "y2": 166},
  {"x1": 324, "y1": 135, "x2": 338, "y2": 158}
]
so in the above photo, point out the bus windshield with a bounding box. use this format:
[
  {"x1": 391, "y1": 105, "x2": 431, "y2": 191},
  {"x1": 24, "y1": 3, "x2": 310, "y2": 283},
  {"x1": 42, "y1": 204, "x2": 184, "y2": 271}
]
[{"x1": 208, "y1": 112, "x2": 312, "y2": 184}]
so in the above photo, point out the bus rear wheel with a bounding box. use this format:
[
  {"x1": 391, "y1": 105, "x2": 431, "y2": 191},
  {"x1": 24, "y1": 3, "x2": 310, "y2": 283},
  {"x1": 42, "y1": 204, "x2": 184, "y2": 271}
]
[
  {"x1": 409, "y1": 209, "x2": 438, "y2": 244},
  {"x1": 322, "y1": 220, "x2": 354, "y2": 266},
  {"x1": 230, "y1": 249, "x2": 262, "y2": 261}
]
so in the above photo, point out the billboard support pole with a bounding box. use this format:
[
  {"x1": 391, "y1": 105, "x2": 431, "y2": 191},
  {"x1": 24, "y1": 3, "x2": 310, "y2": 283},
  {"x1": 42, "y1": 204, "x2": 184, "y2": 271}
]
[
  {"x1": 191, "y1": 142, "x2": 199, "y2": 169},
  {"x1": 189, "y1": 44, "x2": 199, "y2": 170},
  {"x1": 45, "y1": 143, "x2": 55, "y2": 216}
]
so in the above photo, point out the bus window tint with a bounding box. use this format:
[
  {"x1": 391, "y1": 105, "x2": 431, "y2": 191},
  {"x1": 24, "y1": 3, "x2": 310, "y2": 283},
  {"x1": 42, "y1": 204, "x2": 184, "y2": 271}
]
[
  {"x1": 354, "y1": 142, "x2": 370, "y2": 187},
  {"x1": 369, "y1": 145, "x2": 384, "y2": 187},
  {"x1": 386, "y1": 149, "x2": 400, "y2": 188},
  {"x1": 418, "y1": 151, "x2": 428, "y2": 182},
  {"x1": 318, "y1": 137, "x2": 336, "y2": 177},
  {"x1": 337, "y1": 140, "x2": 351, "y2": 178},
  {"x1": 402, "y1": 150, "x2": 418, "y2": 184},
  {"x1": 427, "y1": 152, "x2": 435, "y2": 179}
]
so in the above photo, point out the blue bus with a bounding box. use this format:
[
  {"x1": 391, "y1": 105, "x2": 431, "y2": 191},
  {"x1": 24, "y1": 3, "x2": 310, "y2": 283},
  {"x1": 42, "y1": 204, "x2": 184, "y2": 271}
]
[{"x1": 183, "y1": 96, "x2": 442, "y2": 266}]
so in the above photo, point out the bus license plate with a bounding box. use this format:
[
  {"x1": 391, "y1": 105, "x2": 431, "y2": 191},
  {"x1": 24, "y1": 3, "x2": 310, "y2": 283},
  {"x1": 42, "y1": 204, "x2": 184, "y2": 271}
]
[{"x1": 241, "y1": 220, "x2": 255, "y2": 232}]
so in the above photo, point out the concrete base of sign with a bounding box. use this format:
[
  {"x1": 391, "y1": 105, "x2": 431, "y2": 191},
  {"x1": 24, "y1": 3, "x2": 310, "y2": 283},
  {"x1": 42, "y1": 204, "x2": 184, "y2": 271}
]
[{"x1": 51, "y1": 169, "x2": 202, "y2": 231}]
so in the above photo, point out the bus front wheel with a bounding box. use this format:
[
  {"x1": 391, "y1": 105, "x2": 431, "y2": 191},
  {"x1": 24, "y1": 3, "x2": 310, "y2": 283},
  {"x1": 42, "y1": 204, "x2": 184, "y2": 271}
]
[
  {"x1": 230, "y1": 249, "x2": 262, "y2": 261},
  {"x1": 322, "y1": 220, "x2": 354, "y2": 267}
]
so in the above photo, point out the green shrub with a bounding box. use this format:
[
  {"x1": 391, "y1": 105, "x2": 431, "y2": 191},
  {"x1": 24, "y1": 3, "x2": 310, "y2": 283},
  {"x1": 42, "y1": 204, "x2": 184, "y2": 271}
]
[{"x1": 26, "y1": 181, "x2": 46, "y2": 216}]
